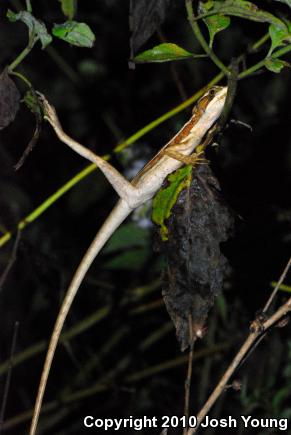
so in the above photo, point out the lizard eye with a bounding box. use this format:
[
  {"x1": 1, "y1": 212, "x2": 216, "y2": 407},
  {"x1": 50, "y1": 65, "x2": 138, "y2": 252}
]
[{"x1": 209, "y1": 88, "x2": 216, "y2": 97}]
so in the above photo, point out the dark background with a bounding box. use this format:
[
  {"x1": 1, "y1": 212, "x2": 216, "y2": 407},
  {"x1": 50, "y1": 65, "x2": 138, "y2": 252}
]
[{"x1": 0, "y1": 0, "x2": 290, "y2": 434}]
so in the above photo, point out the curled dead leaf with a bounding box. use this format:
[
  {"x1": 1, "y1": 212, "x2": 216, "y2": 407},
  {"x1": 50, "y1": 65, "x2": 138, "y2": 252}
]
[{"x1": 0, "y1": 69, "x2": 20, "y2": 130}]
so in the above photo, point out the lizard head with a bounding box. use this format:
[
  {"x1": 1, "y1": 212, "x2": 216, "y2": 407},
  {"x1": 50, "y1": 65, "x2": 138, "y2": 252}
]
[
  {"x1": 163, "y1": 86, "x2": 228, "y2": 153},
  {"x1": 194, "y1": 86, "x2": 227, "y2": 116}
]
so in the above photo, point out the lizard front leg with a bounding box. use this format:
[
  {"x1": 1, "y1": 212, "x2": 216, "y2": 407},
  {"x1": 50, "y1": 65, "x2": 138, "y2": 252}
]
[
  {"x1": 38, "y1": 94, "x2": 140, "y2": 208},
  {"x1": 163, "y1": 149, "x2": 208, "y2": 166}
]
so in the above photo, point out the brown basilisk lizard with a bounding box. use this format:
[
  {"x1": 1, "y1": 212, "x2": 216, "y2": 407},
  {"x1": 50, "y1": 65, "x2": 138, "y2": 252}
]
[{"x1": 29, "y1": 85, "x2": 227, "y2": 434}]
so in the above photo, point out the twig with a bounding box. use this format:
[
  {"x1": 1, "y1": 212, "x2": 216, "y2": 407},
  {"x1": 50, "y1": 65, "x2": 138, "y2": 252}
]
[
  {"x1": 8, "y1": 24, "x2": 36, "y2": 72},
  {"x1": 188, "y1": 299, "x2": 291, "y2": 434},
  {"x1": 0, "y1": 322, "x2": 19, "y2": 434},
  {"x1": 186, "y1": 256, "x2": 291, "y2": 434},
  {"x1": 263, "y1": 256, "x2": 291, "y2": 313},
  {"x1": 238, "y1": 44, "x2": 291, "y2": 79},
  {"x1": 216, "y1": 58, "x2": 238, "y2": 131},
  {"x1": 0, "y1": 306, "x2": 110, "y2": 377},
  {"x1": 183, "y1": 315, "x2": 196, "y2": 434},
  {"x1": 0, "y1": 231, "x2": 21, "y2": 293},
  {"x1": 0, "y1": 32, "x2": 278, "y2": 250},
  {"x1": 198, "y1": 314, "x2": 217, "y2": 403},
  {"x1": 185, "y1": 0, "x2": 230, "y2": 76},
  {"x1": 2, "y1": 341, "x2": 232, "y2": 431}
]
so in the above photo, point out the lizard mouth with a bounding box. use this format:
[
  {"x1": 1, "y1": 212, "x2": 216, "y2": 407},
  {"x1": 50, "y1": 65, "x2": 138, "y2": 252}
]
[
  {"x1": 214, "y1": 85, "x2": 228, "y2": 101},
  {"x1": 207, "y1": 86, "x2": 228, "y2": 114}
]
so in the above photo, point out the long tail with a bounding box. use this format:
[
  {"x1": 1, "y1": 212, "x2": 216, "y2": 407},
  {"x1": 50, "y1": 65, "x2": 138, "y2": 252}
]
[{"x1": 29, "y1": 200, "x2": 130, "y2": 435}]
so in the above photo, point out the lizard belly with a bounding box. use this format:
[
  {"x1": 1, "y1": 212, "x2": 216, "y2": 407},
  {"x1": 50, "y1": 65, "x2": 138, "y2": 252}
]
[{"x1": 135, "y1": 155, "x2": 183, "y2": 203}]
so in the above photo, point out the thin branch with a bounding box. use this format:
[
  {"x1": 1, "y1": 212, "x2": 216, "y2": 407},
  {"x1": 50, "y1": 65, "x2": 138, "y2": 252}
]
[
  {"x1": 183, "y1": 315, "x2": 196, "y2": 434},
  {"x1": 185, "y1": 0, "x2": 230, "y2": 76},
  {"x1": 9, "y1": 70, "x2": 32, "y2": 88},
  {"x1": 216, "y1": 58, "x2": 239, "y2": 130},
  {"x1": 0, "y1": 32, "x2": 286, "y2": 250},
  {"x1": 25, "y1": 0, "x2": 32, "y2": 12},
  {"x1": 2, "y1": 341, "x2": 232, "y2": 431},
  {"x1": 0, "y1": 322, "x2": 19, "y2": 434},
  {"x1": 8, "y1": 28, "x2": 36, "y2": 72},
  {"x1": 0, "y1": 231, "x2": 21, "y2": 293},
  {"x1": 238, "y1": 44, "x2": 291, "y2": 79},
  {"x1": 0, "y1": 77, "x2": 224, "y2": 249},
  {"x1": 188, "y1": 298, "x2": 291, "y2": 434},
  {"x1": 186, "y1": 256, "x2": 291, "y2": 434},
  {"x1": 263, "y1": 256, "x2": 291, "y2": 313}
]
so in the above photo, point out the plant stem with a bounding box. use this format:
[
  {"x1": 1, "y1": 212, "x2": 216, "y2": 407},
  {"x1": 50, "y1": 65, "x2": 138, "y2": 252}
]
[
  {"x1": 7, "y1": 1, "x2": 34, "y2": 72},
  {"x1": 26, "y1": 0, "x2": 32, "y2": 12},
  {"x1": 185, "y1": 0, "x2": 230, "y2": 76},
  {"x1": 8, "y1": 45, "x2": 32, "y2": 72},
  {"x1": 9, "y1": 70, "x2": 32, "y2": 88},
  {"x1": 251, "y1": 33, "x2": 269, "y2": 52},
  {"x1": 114, "y1": 73, "x2": 223, "y2": 153},
  {"x1": 0, "y1": 31, "x2": 289, "y2": 250},
  {"x1": 8, "y1": 28, "x2": 36, "y2": 72},
  {"x1": 239, "y1": 43, "x2": 291, "y2": 79}
]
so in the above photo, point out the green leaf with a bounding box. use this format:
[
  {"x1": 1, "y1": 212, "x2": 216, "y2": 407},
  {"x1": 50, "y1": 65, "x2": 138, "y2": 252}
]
[
  {"x1": 272, "y1": 387, "x2": 290, "y2": 412},
  {"x1": 23, "y1": 90, "x2": 42, "y2": 116},
  {"x1": 216, "y1": 294, "x2": 228, "y2": 323},
  {"x1": 199, "y1": 1, "x2": 231, "y2": 46},
  {"x1": 152, "y1": 165, "x2": 192, "y2": 241},
  {"x1": 52, "y1": 21, "x2": 95, "y2": 47},
  {"x1": 58, "y1": 0, "x2": 77, "y2": 20},
  {"x1": 272, "y1": 0, "x2": 291, "y2": 8},
  {"x1": 264, "y1": 57, "x2": 289, "y2": 73},
  {"x1": 199, "y1": 0, "x2": 287, "y2": 29},
  {"x1": 204, "y1": 14, "x2": 231, "y2": 47},
  {"x1": 6, "y1": 9, "x2": 20, "y2": 22},
  {"x1": 103, "y1": 223, "x2": 149, "y2": 254},
  {"x1": 134, "y1": 43, "x2": 194, "y2": 63},
  {"x1": 268, "y1": 23, "x2": 291, "y2": 55},
  {"x1": 101, "y1": 223, "x2": 150, "y2": 270},
  {"x1": 7, "y1": 10, "x2": 52, "y2": 49},
  {"x1": 103, "y1": 248, "x2": 149, "y2": 270}
]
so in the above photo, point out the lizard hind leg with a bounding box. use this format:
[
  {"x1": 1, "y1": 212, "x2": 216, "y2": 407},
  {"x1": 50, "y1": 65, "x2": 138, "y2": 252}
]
[{"x1": 37, "y1": 93, "x2": 140, "y2": 208}]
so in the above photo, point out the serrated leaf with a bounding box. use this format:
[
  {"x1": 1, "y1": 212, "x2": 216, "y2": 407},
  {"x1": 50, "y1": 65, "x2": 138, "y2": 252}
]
[
  {"x1": 199, "y1": 0, "x2": 287, "y2": 29},
  {"x1": 7, "y1": 10, "x2": 52, "y2": 49},
  {"x1": 52, "y1": 21, "x2": 95, "y2": 47},
  {"x1": 59, "y1": 0, "x2": 77, "y2": 20},
  {"x1": 264, "y1": 57, "x2": 289, "y2": 73},
  {"x1": 152, "y1": 165, "x2": 192, "y2": 241},
  {"x1": 134, "y1": 43, "x2": 194, "y2": 63},
  {"x1": 268, "y1": 23, "x2": 291, "y2": 55}
]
